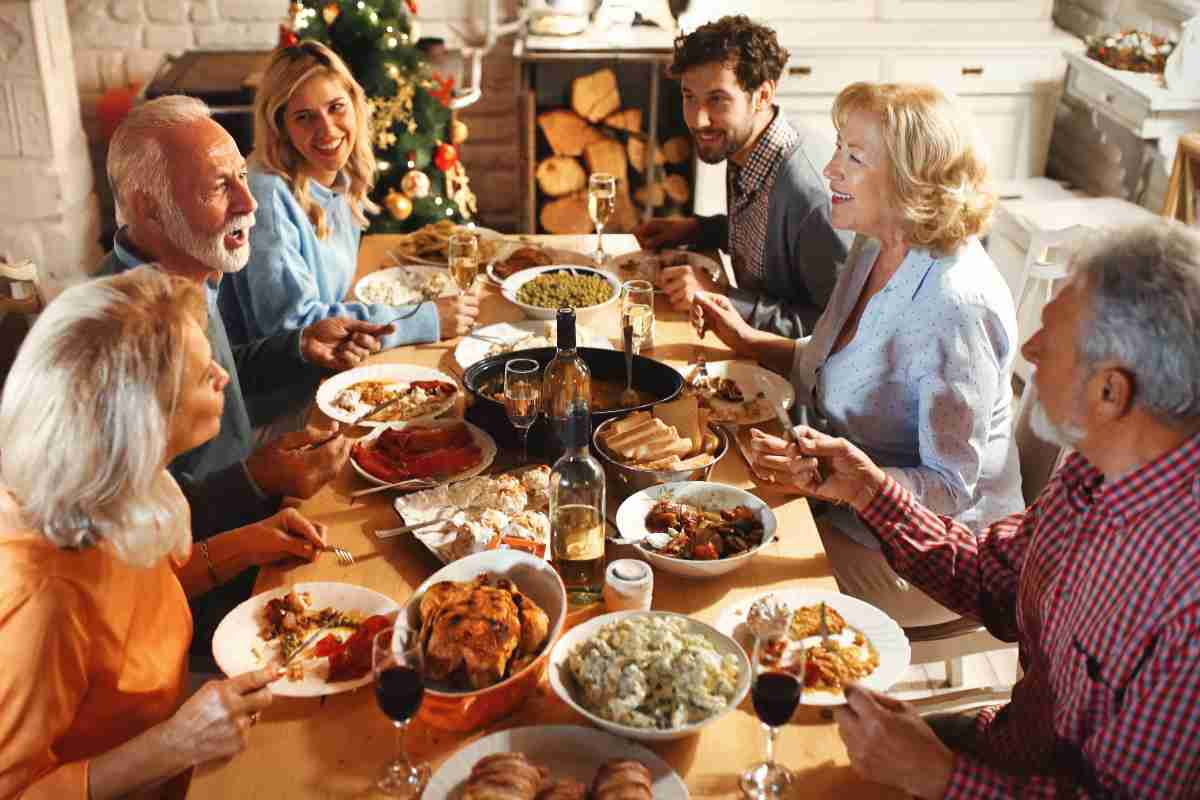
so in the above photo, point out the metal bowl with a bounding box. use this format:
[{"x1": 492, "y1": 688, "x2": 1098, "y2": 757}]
[{"x1": 592, "y1": 417, "x2": 729, "y2": 513}]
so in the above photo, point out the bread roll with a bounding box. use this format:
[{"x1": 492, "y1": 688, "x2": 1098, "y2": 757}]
[
  {"x1": 534, "y1": 778, "x2": 587, "y2": 799},
  {"x1": 605, "y1": 411, "x2": 651, "y2": 439},
  {"x1": 626, "y1": 435, "x2": 691, "y2": 464},
  {"x1": 606, "y1": 418, "x2": 666, "y2": 451},
  {"x1": 591, "y1": 759, "x2": 653, "y2": 800},
  {"x1": 463, "y1": 752, "x2": 546, "y2": 800}
]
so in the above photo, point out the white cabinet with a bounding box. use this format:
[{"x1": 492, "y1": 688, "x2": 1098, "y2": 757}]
[
  {"x1": 878, "y1": 0, "x2": 1053, "y2": 20},
  {"x1": 739, "y1": 0, "x2": 877, "y2": 20},
  {"x1": 960, "y1": 93, "x2": 1058, "y2": 180}
]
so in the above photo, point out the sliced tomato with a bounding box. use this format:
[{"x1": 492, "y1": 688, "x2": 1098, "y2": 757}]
[{"x1": 313, "y1": 634, "x2": 344, "y2": 658}]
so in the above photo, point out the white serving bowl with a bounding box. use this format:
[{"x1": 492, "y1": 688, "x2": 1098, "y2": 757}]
[
  {"x1": 500, "y1": 265, "x2": 620, "y2": 322},
  {"x1": 614, "y1": 481, "x2": 777, "y2": 579},
  {"x1": 547, "y1": 610, "x2": 752, "y2": 742},
  {"x1": 403, "y1": 549, "x2": 566, "y2": 731}
]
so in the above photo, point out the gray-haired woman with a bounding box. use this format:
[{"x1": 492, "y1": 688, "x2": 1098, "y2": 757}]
[{"x1": 0, "y1": 266, "x2": 323, "y2": 799}]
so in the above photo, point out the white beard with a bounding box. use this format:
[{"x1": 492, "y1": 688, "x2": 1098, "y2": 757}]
[
  {"x1": 159, "y1": 199, "x2": 254, "y2": 274},
  {"x1": 1030, "y1": 397, "x2": 1086, "y2": 449}
]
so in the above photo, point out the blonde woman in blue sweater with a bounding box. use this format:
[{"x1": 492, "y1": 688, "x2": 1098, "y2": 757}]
[{"x1": 221, "y1": 41, "x2": 479, "y2": 349}]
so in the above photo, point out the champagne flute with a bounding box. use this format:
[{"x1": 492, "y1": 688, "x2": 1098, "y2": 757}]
[
  {"x1": 588, "y1": 173, "x2": 616, "y2": 267},
  {"x1": 620, "y1": 279, "x2": 655, "y2": 355},
  {"x1": 739, "y1": 636, "x2": 800, "y2": 799},
  {"x1": 373, "y1": 625, "x2": 429, "y2": 797},
  {"x1": 448, "y1": 231, "x2": 479, "y2": 298},
  {"x1": 504, "y1": 358, "x2": 541, "y2": 465}
]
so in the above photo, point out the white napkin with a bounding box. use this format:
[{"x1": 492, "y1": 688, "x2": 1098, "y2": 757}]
[{"x1": 1165, "y1": 17, "x2": 1200, "y2": 94}]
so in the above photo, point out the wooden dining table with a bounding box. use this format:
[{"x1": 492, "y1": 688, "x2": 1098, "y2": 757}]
[{"x1": 187, "y1": 233, "x2": 902, "y2": 799}]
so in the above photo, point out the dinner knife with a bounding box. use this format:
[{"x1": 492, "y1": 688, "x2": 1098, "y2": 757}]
[
  {"x1": 754, "y1": 373, "x2": 826, "y2": 484},
  {"x1": 301, "y1": 394, "x2": 407, "y2": 452}
]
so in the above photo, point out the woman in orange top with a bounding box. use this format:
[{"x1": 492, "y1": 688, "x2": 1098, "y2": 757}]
[{"x1": 0, "y1": 266, "x2": 326, "y2": 799}]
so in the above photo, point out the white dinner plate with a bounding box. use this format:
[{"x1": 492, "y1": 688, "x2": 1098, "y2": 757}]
[
  {"x1": 453, "y1": 320, "x2": 611, "y2": 369},
  {"x1": 610, "y1": 249, "x2": 722, "y2": 285},
  {"x1": 714, "y1": 588, "x2": 911, "y2": 707},
  {"x1": 353, "y1": 265, "x2": 457, "y2": 305},
  {"x1": 484, "y1": 244, "x2": 597, "y2": 286},
  {"x1": 211, "y1": 582, "x2": 400, "y2": 698},
  {"x1": 674, "y1": 360, "x2": 795, "y2": 426},
  {"x1": 349, "y1": 419, "x2": 497, "y2": 486},
  {"x1": 388, "y1": 225, "x2": 503, "y2": 267},
  {"x1": 315, "y1": 364, "x2": 459, "y2": 428},
  {"x1": 424, "y1": 725, "x2": 689, "y2": 799}
]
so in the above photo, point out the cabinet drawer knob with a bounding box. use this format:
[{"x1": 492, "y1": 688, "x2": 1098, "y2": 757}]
[
  {"x1": 789, "y1": 66, "x2": 813, "y2": 77},
  {"x1": 962, "y1": 66, "x2": 984, "y2": 76}
]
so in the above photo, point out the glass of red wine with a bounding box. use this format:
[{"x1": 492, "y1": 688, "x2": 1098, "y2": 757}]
[
  {"x1": 373, "y1": 624, "x2": 429, "y2": 797},
  {"x1": 739, "y1": 636, "x2": 801, "y2": 798}
]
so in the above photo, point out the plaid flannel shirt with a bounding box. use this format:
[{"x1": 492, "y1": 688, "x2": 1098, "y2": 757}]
[
  {"x1": 726, "y1": 109, "x2": 800, "y2": 289},
  {"x1": 861, "y1": 431, "x2": 1200, "y2": 798}
]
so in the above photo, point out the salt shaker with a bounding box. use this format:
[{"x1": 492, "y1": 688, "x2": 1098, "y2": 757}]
[{"x1": 603, "y1": 558, "x2": 653, "y2": 612}]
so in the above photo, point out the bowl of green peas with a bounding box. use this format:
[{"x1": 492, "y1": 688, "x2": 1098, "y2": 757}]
[{"x1": 501, "y1": 265, "x2": 621, "y2": 321}]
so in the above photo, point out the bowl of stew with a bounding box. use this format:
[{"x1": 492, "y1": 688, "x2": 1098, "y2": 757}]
[{"x1": 462, "y1": 348, "x2": 683, "y2": 458}]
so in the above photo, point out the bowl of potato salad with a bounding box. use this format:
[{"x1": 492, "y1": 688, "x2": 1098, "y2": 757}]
[{"x1": 548, "y1": 610, "x2": 751, "y2": 742}]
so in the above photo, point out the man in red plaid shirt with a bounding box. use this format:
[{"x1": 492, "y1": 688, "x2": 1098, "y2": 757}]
[{"x1": 750, "y1": 220, "x2": 1200, "y2": 797}]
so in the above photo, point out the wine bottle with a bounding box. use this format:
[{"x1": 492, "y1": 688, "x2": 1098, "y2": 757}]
[
  {"x1": 549, "y1": 409, "x2": 606, "y2": 605},
  {"x1": 542, "y1": 307, "x2": 591, "y2": 438}
]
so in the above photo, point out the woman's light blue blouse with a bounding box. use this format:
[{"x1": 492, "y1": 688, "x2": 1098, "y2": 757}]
[
  {"x1": 219, "y1": 169, "x2": 439, "y2": 349},
  {"x1": 790, "y1": 235, "x2": 1024, "y2": 545}
]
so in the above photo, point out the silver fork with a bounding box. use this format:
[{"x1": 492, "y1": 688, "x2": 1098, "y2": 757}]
[{"x1": 321, "y1": 545, "x2": 355, "y2": 566}]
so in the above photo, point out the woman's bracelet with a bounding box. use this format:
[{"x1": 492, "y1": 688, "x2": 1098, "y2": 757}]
[{"x1": 198, "y1": 540, "x2": 220, "y2": 586}]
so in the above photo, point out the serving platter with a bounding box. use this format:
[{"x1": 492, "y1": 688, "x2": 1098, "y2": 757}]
[
  {"x1": 348, "y1": 418, "x2": 497, "y2": 487},
  {"x1": 484, "y1": 244, "x2": 597, "y2": 287},
  {"x1": 499, "y1": 265, "x2": 621, "y2": 322},
  {"x1": 388, "y1": 224, "x2": 503, "y2": 267}
]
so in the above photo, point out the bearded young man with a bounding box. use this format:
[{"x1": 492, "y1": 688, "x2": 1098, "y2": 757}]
[
  {"x1": 750, "y1": 221, "x2": 1200, "y2": 798},
  {"x1": 96, "y1": 96, "x2": 392, "y2": 667},
  {"x1": 634, "y1": 15, "x2": 848, "y2": 338}
]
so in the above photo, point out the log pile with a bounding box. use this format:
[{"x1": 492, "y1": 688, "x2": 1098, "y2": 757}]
[{"x1": 535, "y1": 67, "x2": 693, "y2": 234}]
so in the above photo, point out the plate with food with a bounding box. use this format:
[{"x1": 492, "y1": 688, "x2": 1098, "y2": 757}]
[
  {"x1": 679, "y1": 360, "x2": 794, "y2": 426},
  {"x1": 350, "y1": 419, "x2": 496, "y2": 486},
  {"x1": 610, "y1": 249, "x2": 722, "y2": 286},
  {"x1": 392, "y1": 465, "x2": 552, "y2": 563},
  {"x1": 315, "y1": 364, "x2": 460, "y2": 427},
  {"x1": 593, "y1": 395, "x2": 724, "y2": 475},
  {"x1": 454, "y1": 320, "x2": 611, "y2": 369},
  {"x1": 613, "y1": 481, "x2": 777, "y2": 579},
  {"x1": 211, "y1": 582, "x2": 400, "y2": 697},
  {"x1": 501, "y1": 265, "x2": 620, "y2": 322},
  {"x1": 388, "y1": 220, "x2": 503, "y2": 266},
  {"x1": 485, "y1": 244, "x2": 597, "y2": 286},
  {"x1": 548, "y1": 610, "x2": 751, "y2": 743},
  {"x1": 714, "y1": 589, "x2": 911, "y2": 706},
  {"x1": 425, "y1": 725, "x2": 687, "y2": 799},
  {"x1": 353, "y1": 265, "x2": 456, "y2": 305}
]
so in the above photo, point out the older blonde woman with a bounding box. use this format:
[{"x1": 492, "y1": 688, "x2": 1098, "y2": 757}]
[
  {"x1": 219, "y1": 40, "x2": 479, "y2": 350},
  {"x1": 0, "y1": 267, "x2": 328, "y2": 798},
  {"x1": 697, "y1": 82, "x2": 1023, "y2": 627}
]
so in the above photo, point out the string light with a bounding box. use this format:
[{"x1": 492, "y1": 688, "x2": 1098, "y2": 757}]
[
  {"x1": 386, "y1": 36, "x2": 398, "y2": 48},
  {"x1": 407, "y1": 160, "x2": 415, "y2": 169},
  {"x1": 434, "y1": 197, "x2": 443, "y2": 205},
  {"x1": 378, "y1": 161, "x2": 390, "y2": 171},
  {"x1": 445, "y1": 207, "x2": 454, "y2": 216}
]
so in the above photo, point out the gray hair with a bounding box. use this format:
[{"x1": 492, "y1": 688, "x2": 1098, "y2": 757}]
[
  {"x1": 1072, "y1": 220, "x2": 1200, "y2": 423},
  {"x1": 107, "y1": 95, "x2": 212, "y2": 224},
  {"x1": 0, "y1": 266, "x2": 205, "y2": 567}
]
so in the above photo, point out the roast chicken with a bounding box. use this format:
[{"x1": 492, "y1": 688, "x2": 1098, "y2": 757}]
[{"x1": 418, "y1": 575, "x2": 550, "y2": 690}]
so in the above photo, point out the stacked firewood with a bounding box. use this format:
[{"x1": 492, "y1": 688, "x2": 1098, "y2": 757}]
[{"x1": 535, "y1": 68, "x2": 692, "y2": 234}]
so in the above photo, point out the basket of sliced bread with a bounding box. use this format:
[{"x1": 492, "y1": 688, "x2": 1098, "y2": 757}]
[{"x1": 593, "y1": 394, "x2": 728, "y2": 509}]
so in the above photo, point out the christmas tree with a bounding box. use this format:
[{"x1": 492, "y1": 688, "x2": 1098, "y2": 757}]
[{"x1": 282, "y1": 0, "x2": 476, "y2": 233}]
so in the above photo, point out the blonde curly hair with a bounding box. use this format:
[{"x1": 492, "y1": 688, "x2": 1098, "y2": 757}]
[
  {"x1": 252, "y1": 40, "x2": 379, "y2": 239},
  {"x1": 832, "y1": 82, "x2": 995, "y2": 255}
]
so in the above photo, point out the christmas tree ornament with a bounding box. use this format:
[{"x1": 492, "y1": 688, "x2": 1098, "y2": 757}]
[
  {"x1": 278, "y1": 24, "x2": 299, "y2": 49},
  {"x1": 385, "y1": 189, "x2": 413, "y2": 221},
  {"x1": 434, "y1": 142, "x2": 458, "y2": 172},
  {"x1": 450, "y1": 119, "x2": 469, "y2": 145},
  {"x1": 288, "y1": 1, "x2": 304, "y2": 26},
  {"x1": 405, "y1": 0, "x2": 418, "y2": 13},
  {"x1": 322, "y1": 2, "x2": 340, "y2": 25},
  {"x1": 401, "y1": 169, "x2": 431, "y2": 199}
]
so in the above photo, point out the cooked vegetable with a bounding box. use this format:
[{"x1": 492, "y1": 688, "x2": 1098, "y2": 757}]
[{"x1": 516, "y1": 272, "x2": 613, "y2": 309}]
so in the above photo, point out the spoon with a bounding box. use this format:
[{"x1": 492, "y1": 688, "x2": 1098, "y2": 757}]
[{"x1": 622, "y1": 322, "x2": 639, "y2": 407}]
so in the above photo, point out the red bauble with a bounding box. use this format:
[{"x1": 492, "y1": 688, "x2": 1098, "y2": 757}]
[
  {"x1": 278, "y1": 25, "x2": 299, "y2": 49},
  {"x1": 434, "y1": 143, "x2": 459, "y2": 172},
  {"x1": 405, "y1": 0, "x2": 418, "y2": 13}
]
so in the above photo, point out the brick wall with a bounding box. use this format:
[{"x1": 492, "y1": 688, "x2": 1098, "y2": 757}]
[{"x1": 67, "y1": 0, "x2": 522, "y2": 232}]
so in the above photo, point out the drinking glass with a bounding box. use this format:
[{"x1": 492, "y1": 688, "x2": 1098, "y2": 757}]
[
  {"x1": 588, "y1": 173, "x2": 617, "y2": 266},
  {"x1": 373, "y1": 625, "x2": 429, "y2": 797},
  {"x1": 620, "y1": 279, "x2": 655, "y2": 355},
  {"x1": 447, "y1": 232, "x2": 479, "y2": 299},
  {"x1": 739, "y1": 637, "x2": 800, "y2": 799},
  {"x1": 504, "y1": 358, "x2": 541, "y2": 465}
]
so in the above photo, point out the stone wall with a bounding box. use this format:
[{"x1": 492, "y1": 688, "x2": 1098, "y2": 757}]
[{"x1": 67, "y1": 0, "x2": 522, "y2": 233}]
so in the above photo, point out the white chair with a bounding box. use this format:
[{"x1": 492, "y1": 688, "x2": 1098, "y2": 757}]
[{"x1": 1011, "y1": 225, "x2": 1092, "y2": 391}]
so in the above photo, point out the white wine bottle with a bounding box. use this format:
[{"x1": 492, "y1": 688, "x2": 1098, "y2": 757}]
[
  {"x1": 549, "y1": 408, "x2": 606, "y2": 605},
  {"x1": 542, "y1": 307, "x2": 591, "y2": 442}
]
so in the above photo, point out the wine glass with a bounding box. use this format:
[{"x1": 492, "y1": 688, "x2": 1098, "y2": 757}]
[
  {"x1": 739, "y1": 637, "x2": 800, "y2": 799},
  {"x1": 504, "y1": 358, "x2": 541, "y2": 465},
  {"x1": 373, "y1": 624, "x2": 429, "y2": 797},
  {"x1": 620, "y1": 279, "x2": 655, "y2": 355},
  {"x1": 588, "y1": 173, "x2": 616, "y2": 266},
  {"x1": 448, "y1": 231, "x2": 479, "y2": 299}
]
